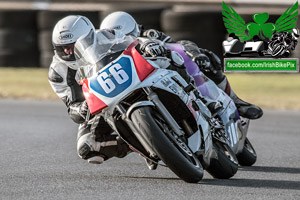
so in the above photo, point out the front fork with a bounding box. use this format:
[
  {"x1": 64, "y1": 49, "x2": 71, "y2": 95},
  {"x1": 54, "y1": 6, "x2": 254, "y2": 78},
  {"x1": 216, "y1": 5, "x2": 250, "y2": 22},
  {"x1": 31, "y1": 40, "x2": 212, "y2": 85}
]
[
  {"x1": 236, "y1": 118, "x2": 250, "y2": 154},
  {"x1": 115, "y1": 103, "x2": 157, "y2": 158},
  {"x1": 115, "y1": 87, "x2": 189, "y2": 157},
  {"x1": 143, "y1": 87, "x2": 185, "y2": 137}
]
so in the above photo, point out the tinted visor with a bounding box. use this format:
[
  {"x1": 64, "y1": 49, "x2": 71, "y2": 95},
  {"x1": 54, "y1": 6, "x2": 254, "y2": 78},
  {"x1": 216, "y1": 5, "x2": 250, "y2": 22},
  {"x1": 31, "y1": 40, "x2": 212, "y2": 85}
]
[{"x1": 54, "y1": 43, "x2": 76, "y2": 61}]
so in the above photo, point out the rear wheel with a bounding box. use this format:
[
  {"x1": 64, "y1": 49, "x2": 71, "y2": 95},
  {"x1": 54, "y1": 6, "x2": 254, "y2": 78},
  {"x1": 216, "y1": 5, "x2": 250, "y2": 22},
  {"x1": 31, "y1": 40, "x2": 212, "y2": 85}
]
[
  {"x1": 206, "y1": 142, "x2": 238, "y2": 179},
  {"x1": 131, "y1": 107, "x2": 203, "y2": 183},
  {"x1": 236, "y1": 137, "x2": 257, "y2": 166}
]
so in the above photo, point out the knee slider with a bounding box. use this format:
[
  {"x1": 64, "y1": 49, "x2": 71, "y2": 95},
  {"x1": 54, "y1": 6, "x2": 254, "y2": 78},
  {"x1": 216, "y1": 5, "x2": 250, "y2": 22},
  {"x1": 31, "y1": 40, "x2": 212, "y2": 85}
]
[
  {"x1": 78, "y1": 143, "x2": 91, "y2": 159},
  {"x1": 77, "y1": 133, "x2": 101, "y2": 159}
]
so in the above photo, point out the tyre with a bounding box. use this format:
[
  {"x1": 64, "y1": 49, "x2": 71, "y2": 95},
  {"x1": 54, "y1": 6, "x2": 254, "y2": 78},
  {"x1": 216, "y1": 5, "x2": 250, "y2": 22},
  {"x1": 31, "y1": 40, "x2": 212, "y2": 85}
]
[
  {"x1": 161, "y1": 9, "x2": 224, "y2": 33},
  {"x1": 100, "y1": 7, "x2": 167, "y2": 30},
  {"x1": 0, "y1": 11, "x2": 37, "y2": 29},
  {"x1": 206, "y1": 142, "x2": 238, "y2": 179},
  {"x1": 40, "y1": 51, "x2": 54, "y2": 68},
  {"x1": 161, "y1": 9, "x2": 226, "y2": 58},
  {"x1": 131, "y1": 106, "x2": 203, "y2": 183},
  {"x1": 0, "y1": 29, "x2": 38, "y2": 67},
  {"x1": 37, "y1": 11, "x2": 100, "y2": 30},
  {"x1": 164, "y1": 31, "x2": 200, "y2": 44},
  {"x1": 236, "y1": 137, "x2": 257, "y2": 166},
  {"x1": 0, "y1": 50, "x2": 39, "y2": 67},
  {"x1": 38, "y1": 30, "x2": 53, "y2": 51},
  {"x1": 0, "y1": 29, "x2": 37, "y2": 50}
]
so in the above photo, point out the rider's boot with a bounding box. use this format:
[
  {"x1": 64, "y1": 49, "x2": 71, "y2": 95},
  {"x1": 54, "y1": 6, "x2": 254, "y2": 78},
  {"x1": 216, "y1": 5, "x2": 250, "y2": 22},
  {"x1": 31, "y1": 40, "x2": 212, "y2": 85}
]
[
  {"x1": 217, "y1": 77, "x2": 263, "y2": 119},
  {"x1": 201, "y1": 97, "x2": 223, "y2": 117},
  {"x1": 77, "y1": 130, "x2": 132, "y2": 164}
]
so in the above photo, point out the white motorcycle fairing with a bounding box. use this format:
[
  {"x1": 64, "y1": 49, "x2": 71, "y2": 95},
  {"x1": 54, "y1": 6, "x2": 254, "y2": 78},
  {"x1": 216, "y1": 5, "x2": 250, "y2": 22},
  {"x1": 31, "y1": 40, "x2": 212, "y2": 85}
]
[{"x1": 80, "y1": 40, "x2": 211, "y2": 155}]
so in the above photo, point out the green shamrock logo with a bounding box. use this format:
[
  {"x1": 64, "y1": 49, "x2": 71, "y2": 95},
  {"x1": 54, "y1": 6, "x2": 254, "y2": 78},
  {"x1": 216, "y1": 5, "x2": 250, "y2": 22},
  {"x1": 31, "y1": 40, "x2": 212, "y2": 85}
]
[
  {"x1": 247, "y1": 13, "x2": 275, "y2": 40},
  {"x1": 222, "y1": 1, "x2": 298, "y2": 41}
]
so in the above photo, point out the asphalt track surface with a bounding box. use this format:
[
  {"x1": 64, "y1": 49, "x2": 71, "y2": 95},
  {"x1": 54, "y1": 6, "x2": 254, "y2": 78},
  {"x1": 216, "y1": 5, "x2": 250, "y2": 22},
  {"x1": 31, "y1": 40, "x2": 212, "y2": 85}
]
[{"x1": 0, "y1": 99, "x2": 299, "y2": 200}]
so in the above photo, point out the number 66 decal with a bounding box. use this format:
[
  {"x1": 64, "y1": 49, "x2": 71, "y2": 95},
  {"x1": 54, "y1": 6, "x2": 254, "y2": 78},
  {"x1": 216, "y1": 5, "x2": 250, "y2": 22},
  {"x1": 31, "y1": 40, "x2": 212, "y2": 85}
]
[{"x1": 97, "y1": 64, "x2": 129, "y2": 94}]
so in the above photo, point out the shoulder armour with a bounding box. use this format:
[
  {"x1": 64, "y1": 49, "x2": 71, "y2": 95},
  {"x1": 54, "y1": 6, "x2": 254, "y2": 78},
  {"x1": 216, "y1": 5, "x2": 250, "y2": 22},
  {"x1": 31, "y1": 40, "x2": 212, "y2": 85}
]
[{"x1": 48, "y1": 67, "x2": 63, "y2": 83}]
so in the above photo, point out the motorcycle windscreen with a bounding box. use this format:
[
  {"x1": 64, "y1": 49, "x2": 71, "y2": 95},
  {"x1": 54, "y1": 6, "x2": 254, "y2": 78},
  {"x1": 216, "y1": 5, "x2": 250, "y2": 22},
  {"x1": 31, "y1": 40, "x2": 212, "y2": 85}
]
[
  {"x1": 74, "y1": 30, "x2": 136, "y2": 77},
  {"x1": 79, "y1": 39, "x2": 155, "y2": 114}
]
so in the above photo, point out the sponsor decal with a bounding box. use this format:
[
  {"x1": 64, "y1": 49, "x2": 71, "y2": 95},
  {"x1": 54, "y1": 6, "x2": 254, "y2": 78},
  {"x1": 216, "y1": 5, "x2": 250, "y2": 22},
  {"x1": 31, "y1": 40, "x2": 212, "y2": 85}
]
[
  {"x1": 59, "y1": 33, "x2": 74, "y2": 40},
  {"x1": 111, "y1": 25, "x2": 122, "y2": 30}
]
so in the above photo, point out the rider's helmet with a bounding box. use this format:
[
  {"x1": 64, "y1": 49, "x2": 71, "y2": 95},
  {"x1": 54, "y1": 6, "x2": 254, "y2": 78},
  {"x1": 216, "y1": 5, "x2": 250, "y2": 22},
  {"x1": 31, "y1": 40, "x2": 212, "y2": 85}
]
[
  {"x1": 100, "y1": 11, "x2": 140, "y2": 37},
  {"x1": 52, "y1": 15, "x2": 95, "y2": 69}
]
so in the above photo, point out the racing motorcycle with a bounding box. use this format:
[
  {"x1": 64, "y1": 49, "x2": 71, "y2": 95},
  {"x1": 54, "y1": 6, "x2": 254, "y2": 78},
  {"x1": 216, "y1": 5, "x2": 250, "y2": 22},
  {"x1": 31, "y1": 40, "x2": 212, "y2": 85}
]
[
  {"x1": 166, "y1": 42, "x2": 257, "y2": 168},
  {"x1": 74, "y1": 33, "x2": 253, "y2": 183}
]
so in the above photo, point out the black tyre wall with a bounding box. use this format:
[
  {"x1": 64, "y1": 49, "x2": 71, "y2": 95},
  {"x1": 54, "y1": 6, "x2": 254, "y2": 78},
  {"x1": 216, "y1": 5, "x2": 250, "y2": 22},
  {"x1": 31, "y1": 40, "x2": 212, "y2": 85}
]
[
  {"x1": 38, "y1": 31, "x2": 53, "y2": 51},
  {"x1": 37, "y1": 11, "x2": 100, "y2": 31},
  {"x1": 37, "y1": 11, "x2": 100, "y2": 68},
  {"x1": 0, "y1": 30, "x2": 37, "y2": 50},
  {"x1": 0, "y1": 10, "x2": 38, "y2": 67},
  {"x1": 40, "y1": 51, "x2": 54, "y2": 70},
  {"x1": 37, "y1": 30, "x2": 54, "y2": 68},
  {"x1": 0, "y1": 50, "x2": 39, "y2": 67},
  {"x1": 100, "y1": 6, "x2": 169, "y2": 31},
  {"x1": 0, "y1": 11, "x2": 36, "y2": 29},
  {"x1": 161, "y1": 9, "x2": 227, "y2": 59}
]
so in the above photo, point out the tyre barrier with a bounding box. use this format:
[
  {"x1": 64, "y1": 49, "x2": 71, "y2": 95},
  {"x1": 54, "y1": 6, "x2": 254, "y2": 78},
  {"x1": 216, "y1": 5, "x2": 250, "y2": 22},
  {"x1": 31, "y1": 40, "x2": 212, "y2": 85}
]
[
  {"x1": 161, "y1": 9, "x2": 226, "y2": 59},
  {"x1": 100, "y1": 6, "x2": 169, "y2": 32},
  {"x1": 37, "y1": 11, "x2": 100, "y2": 68},
  {"x1": 0, "y1": 7, "x2": 298, "y2": 68},
  {"x1": 0, "y1": 10, "x2": 36, "y2": 29},
  {"x1": 0, "y1": 10, "x2": 38, "y2": 67}
]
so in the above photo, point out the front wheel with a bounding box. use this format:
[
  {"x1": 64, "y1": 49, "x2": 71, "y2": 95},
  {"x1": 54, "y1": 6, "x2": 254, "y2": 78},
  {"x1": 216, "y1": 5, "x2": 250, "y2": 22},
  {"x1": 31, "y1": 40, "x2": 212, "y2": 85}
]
[
  {"x1": 206, "y1": 142, "x2": 238, "y2": 179},
  {"x1": 131, "y1": 107, "x2": 203, "y2": 183},
  {"x1": 236, "y1": 137, "x2": 257, "y2": 166}
]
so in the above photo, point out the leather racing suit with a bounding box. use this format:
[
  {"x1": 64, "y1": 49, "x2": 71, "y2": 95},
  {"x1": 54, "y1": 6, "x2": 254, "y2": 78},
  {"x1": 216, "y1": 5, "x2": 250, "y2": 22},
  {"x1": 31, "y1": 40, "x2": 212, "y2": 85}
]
[{"x1": 48, "y1": 29, "x2": 195, "y2": 164}]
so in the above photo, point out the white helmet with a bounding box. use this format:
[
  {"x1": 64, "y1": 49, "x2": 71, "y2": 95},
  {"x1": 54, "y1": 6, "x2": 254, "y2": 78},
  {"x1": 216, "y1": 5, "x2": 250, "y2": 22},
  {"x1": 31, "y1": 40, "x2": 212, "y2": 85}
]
[
  {"x1": 100, "y1": 11, "x2": 140, "y2": 37},
  {"x1": 52, "y1": 15, "x2": 95, "y2": 64}
]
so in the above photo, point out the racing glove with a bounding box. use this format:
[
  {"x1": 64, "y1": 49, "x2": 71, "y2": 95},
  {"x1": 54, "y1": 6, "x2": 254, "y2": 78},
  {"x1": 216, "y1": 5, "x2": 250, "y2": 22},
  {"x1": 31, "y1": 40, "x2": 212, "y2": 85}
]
[
  {"x1": 202, "y1": 49, "x2": 221, "y2": 69},
  {"x1": 192, "y1": 53, "x2": 211, "y2": 71},
  {"x1": 140, "y1": 40, "x2": 167, "y2": 57},
  {"x1": 196, "y1": 48, "x2": 222, "y2": 73},
  {"x1": 68, "y1": 100, "x2": 89, "y2": 124}
]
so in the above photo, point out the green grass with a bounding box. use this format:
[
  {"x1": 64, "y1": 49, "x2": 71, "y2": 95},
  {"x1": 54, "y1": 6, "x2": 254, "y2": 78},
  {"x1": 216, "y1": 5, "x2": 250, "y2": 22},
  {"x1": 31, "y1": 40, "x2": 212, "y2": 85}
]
[
  {"x1": 0, "y1": 68, "x2": 299, "y2": 110},
  {"x1": 226, "y1": 73, "x2": 300, "y2": 110},
  {"x1": 0, "y1": 67, "x2": 58, "y2": 100}
]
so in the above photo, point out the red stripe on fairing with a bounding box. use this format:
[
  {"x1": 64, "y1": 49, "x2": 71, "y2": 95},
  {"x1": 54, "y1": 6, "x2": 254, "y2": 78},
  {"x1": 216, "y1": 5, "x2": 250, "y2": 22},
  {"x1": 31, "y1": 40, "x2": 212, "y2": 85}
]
[
  {"x1": 81, "y1": 78, "x2": 107, "y2": 115},
  {"x1": 124, "y1": 40, "x2": 155, "y2": 81},
  {"x1": 225, "y1": 80, "x2": 231, "y2": 96},
  {"x1": 80, "y1": 40, "x2": 153, "y2": 114}
]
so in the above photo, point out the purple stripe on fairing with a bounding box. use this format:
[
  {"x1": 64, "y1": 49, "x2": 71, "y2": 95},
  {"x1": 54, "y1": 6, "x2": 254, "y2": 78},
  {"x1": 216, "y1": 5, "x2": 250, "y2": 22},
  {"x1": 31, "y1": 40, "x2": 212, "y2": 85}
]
[
  {"x1": 167, "y1": 43, "x2": 240, "y2": 122},
  {"x1": 235, "y1": 109, "x2": 240, "y2": 121},
  {"x1": 194, "y1": 76, "x2": 210, "y2": 96},
  {"x1": 166, "y1": 43, "x2": 211, "y2": 97}
]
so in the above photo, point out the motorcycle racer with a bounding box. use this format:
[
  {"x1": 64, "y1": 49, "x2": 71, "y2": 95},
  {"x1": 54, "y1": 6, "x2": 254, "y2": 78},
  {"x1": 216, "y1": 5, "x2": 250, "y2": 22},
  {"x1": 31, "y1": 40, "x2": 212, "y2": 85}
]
[
  {"x1": 49, "y1": 15, "x2": 134, "y2": 164},
  {"x1": 48, "y1": 15, "x2": 203, "y2": 169},
  {"x1": 100, "y1": 11, "x2": 263, "y2": 120}
]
